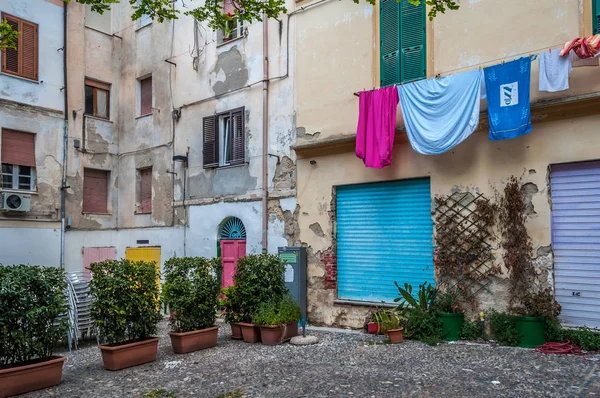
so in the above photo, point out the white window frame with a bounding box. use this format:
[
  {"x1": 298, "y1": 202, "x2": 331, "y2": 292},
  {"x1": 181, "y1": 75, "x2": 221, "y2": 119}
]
[
  {"x1": 218, "y1": 19, "x2": 244, "y2": 46},
  {"x1": 1, "y1": 163, "x2": 36, "y2": 191},
  {"x1": 136, "y1": 0, "x2": 152, "y2": 29},
  {"x1": 218, "y1": 114, "x2": 232, "y2": 167}
]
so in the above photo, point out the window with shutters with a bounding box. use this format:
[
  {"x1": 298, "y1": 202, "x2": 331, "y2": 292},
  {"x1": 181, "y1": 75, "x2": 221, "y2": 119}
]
[
  {"x1": 138, "y1": 167, "x2": 152, "y2": 214},
  {"x1": 0, "y1": 129, "x2": 36, "y2": 191},
  {"x1": 85, "y1": 78, "x2": 110, "y2": 119},
  {"x1": 83, "y1": 168, "x2": 109, "y2": 214},
  {"x1": 1, "y1": 13, "x2": 38, "y2": 81},
  {"x1": 203, "y1": 107, "x2": 245, "y2": 168},
  {"x1": 594, "y1": 0, "x2": 600, "y2": 35},
  {"x1": 138, "y1": 76, "x2": 153, "y2": 116},
  {"x1": 379, "y1": 0, "x2": 426, "y2": 86}
]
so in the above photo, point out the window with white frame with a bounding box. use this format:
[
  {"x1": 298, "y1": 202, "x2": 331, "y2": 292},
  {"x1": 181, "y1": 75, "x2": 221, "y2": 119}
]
[
  {"x1": 136, "y1": 0, "x2": 152, "y2": 29},
  {"x1": 218, "y1": 0, "x2": 244, "y2": 45},
  {"x1": 1, "y1": 129, "x2": 36, "y2": 191}
]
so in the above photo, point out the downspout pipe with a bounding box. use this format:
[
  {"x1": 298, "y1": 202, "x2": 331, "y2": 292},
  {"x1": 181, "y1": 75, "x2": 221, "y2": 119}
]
[
  {"x1": 262, "y1": 11, "x2": 269, "y2": 253},
  {"x1": 60, "y1": 2, "x2": 68, "y2": 269}
]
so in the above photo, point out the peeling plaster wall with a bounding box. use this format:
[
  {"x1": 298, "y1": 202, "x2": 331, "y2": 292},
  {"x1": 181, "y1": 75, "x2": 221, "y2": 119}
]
[
  {"x1": 295, "y1": 0, "x2": 600, "y2": 143},
  {"x1": 0, "y1": 0, "x2": 65, "y2": 264},
  {"x1": 297, "y1": 115, "x2": 600, "y2": 328}
]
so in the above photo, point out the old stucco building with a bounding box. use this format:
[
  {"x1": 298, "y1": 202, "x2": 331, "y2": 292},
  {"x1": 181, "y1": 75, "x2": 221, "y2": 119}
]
[
  {"x1": 0, "y1": 0, "x2": 65, "y2": 267},
  {"x1": 294, "y1": 0, "x2": 600, "y2": 328},
  {"x1": 1, "y1": 0, "x2": 299, "y2": 279}
]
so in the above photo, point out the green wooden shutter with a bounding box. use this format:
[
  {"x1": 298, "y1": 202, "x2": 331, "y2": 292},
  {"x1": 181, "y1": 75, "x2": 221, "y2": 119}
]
[
  {"x1": 594, "y1": 0, "x2": 600, "y2": 34},
  {"x1": 380, "y1": 0, "x2": 401, "y2": 86},
  {"x1": 400, "y1": 0, "x2": 426, "y2": 82}
]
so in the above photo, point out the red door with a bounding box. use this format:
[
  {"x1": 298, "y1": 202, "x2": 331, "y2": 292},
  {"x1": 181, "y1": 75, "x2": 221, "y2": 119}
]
[{"x1": 220, "y1": 240, "x2": 246, "y2": 288}]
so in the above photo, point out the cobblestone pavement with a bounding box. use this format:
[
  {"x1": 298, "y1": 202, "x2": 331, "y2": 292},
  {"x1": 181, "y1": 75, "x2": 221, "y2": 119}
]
[{"x1": 24, "y1": 321, "x2": 600, "y2": 398}]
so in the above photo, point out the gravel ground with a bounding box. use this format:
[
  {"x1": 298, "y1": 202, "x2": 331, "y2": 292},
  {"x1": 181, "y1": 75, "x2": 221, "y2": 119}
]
[{"x1": 23, "y1": 321, "x2": 600, "y2": 398}]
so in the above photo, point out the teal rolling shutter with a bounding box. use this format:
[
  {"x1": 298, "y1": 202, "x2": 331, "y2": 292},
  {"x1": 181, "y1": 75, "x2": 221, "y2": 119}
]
[
  {"x1": 400, "y1": 0, "x2": 426, "y2": 82},
  {"x1": 380, "y1": 0, "x2": 426, "y2": 86},
  {"x1": 336, "y1": 179, "x2": 434, "y2": 303},
  {"x1": 594, "y1": 0, "x2": 600, "y2": 34},
  {"x1": 380, "y1": 0, "x2": 401, "y2": 86}
]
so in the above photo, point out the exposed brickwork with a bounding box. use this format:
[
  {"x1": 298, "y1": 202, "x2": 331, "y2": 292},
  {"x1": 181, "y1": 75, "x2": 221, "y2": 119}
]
[{"x1": 321, "y1": 189, "x2": 337, "y2": 290}]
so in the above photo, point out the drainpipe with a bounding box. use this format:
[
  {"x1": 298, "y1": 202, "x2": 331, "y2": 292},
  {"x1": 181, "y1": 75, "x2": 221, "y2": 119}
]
[
  {"x1": 60, "y1": 3, "x2": 68, "y2": 269},
  {"x1": 261, "y1": 11, "x2": 269, "y2": 253}
]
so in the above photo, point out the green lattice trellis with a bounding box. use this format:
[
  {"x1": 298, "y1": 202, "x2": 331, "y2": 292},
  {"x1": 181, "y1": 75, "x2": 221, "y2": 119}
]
[{"x1": 434, "y1": 192, "x2": 500, "y2": 308}]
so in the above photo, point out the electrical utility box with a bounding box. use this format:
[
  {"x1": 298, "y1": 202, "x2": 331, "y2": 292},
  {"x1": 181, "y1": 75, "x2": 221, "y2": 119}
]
[{"x1": 279, "y1": 247, "x2": 307, "y2": 320}]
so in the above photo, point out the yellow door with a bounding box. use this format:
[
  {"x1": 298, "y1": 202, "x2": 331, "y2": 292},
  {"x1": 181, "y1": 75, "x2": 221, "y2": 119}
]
[{"x1": 126, "y1": 246, "x2": 162, "y2": 311}]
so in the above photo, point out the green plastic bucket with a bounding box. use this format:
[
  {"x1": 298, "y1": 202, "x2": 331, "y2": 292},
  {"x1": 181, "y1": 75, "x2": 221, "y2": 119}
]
[
  {"x1": 514, "y1": 316, "x2": 545, "y2": 348},
  {"x1": 438, "y1": 312, "x2": 465, "y2": 342}
]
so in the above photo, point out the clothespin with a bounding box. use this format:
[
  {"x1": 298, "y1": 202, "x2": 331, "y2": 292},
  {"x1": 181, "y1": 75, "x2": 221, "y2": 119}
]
[
  {"x1": 549, "y1": 47, "x2": 552, "y2": 53},
  {"x1": 412, "y1": 80, "x2": 415, "y2": 85},
  {"x1": 501, "y1": 60, "x2": 505, "y2": 65}
]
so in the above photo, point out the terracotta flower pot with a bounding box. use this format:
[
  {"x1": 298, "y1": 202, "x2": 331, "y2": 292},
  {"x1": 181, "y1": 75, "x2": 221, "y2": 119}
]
[
  {"x1": 169, "y1": 326, "x2": 218, "y2": 354},
  {"x1": 230, "y1": 322, "x2": 243, "y2": 340},
  {"x1": 239, "y1": 322, "x2": 261, "y2": 343},
  {"x1": 387, "y1": 328, "x2": 404, "y2": 344},
  {"x1": 0, "y1": 356, "x2": 66, "y2": 397},
  {"x1": 99, "y1": 337, "x2": 159, "y2": 371},
  {"x1": 259, "y1": 322, "x2": 299, "y2": 345}
]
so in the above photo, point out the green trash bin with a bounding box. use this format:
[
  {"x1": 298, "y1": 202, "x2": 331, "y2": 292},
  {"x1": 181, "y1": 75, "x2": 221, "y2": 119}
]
[
  {"x1": 514, "y1": 316, "x2": 545, "y2": 348},
  {"x1": 438, "y1": 312, "x2": 465, "y2": 342}
]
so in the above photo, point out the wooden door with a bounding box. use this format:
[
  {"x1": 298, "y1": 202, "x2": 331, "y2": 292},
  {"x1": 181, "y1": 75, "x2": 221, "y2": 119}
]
[{"x1": 220, "y1": 240, "x2": 246, "y2": 288}]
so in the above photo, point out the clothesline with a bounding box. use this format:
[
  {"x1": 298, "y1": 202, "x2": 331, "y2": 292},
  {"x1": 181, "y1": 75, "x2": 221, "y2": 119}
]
[{"x1": 352, "y1": 42, "x2": 566, "y2": 97}]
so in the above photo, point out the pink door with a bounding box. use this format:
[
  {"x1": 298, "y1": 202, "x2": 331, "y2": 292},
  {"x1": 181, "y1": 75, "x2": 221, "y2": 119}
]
[
  {"x1": 220, "y1": 240, "x2": 246, "y2": 288},
  {"x1": 83, "y1": 247, "x2": 116, "y2": 280}
]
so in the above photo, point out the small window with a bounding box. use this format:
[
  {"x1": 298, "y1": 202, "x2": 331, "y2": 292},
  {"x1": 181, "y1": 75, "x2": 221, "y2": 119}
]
[
  {"x1": 139, "y1": 76, "x2": 153, "y2": 116},
  {"x1": 83, "y1": 168, "x2": 109, "y2": 214},
  {"x1": 1, "y1": 129, "x2": 36, "y2": 191},
  {"x1": 203, "y1": 107, "x2": 245, "y2": 168},
  {"x1": 218, "y1": 0, "x2": 244, "y2": 45},
  {"x1": 136, "y1": 0, "x2": 152, "y2": 29},
  {"x1": 85, "y1": 79, "x2": 110, "y2": 119},
  {"x1": 85, "y1": 4, "x2": 111, "y2": 34},
  {"x1": 138, "y1": 167, "x2": 152, "y2": 214},
  {"x1": 1, "y1": 13, "x2": 38, "y2": 81}
]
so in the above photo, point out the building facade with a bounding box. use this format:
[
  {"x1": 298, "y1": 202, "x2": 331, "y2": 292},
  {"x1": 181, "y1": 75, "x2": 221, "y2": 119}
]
[
  {"x1": 294, "y1": 0, "x2": 600, "y2": 328},
  {"x1": 0, "y1": 0, "x2": 65, "y2": 267}
]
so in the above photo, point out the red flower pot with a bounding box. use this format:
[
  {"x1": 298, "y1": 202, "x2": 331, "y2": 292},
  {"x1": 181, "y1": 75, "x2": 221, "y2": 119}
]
[
  {"x1": 239, "y1": 323, "x2": 261, "y2": 343},
  {"x1": 169, "y1": 326, "x2": 218, "y2": 354},
  {"x1": 259, "y1": 322, "x2": 299, "y2": 345},
  {"x1": 230, "y1": 322, "x2": 243, "y2": 340},
  {"x1": 0, "y1": 356, "x2": 66, "y2": 397},
  {"x1": 99, "y1": 337, "x2": 159, "y2": 371},
  {"x1": 387, "y1": 328, "x2": 404, "y2": 344}
]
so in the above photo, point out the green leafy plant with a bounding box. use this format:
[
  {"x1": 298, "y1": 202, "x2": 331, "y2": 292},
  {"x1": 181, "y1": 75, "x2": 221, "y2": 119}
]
[
  {"x1": 488, "y1": 309, "x2": 519, "y2": 346},
  {"x1": 433, "y1": 290, "x2": 463, "y2": 314},
  {"x1": 405, "y1": 308, "x2": 442, "y2": 344},
  {"x1": 0, "y1": 19, "x2": 19, "y2": 51},
  {"x1": 233, "y1": 254, "x2": 287, "y2": 323},
  {"x1": 459, "y1": 320, "x2": 482, "y2": 341},
  {"x1": 545, "y1": 317, "x2": 564, "y2": 343},
  {"x1": 563, "y1": 327, "x2": 600, "y2": 351},
  {"x1": 89, "y1": 259, "x2": 162, "y2": 345},
  {"x1": 252, "y1": 295, "x2": 301, "y2": 326},
  {"x1": 394, "y1": 281, "x2": 438, "y2": 315},
  {"x1": 377, "y1": 310, "x2": 402, "y2": 331},
  {"x1": 162, "y1": 257, "x2": 221, "y2": 333},
  {"x1": 0, "y1": 265, "x2": 68, "y2": 368},
  {"x1": 221, "y1": 285, "x2": 244, "y2": 323}
]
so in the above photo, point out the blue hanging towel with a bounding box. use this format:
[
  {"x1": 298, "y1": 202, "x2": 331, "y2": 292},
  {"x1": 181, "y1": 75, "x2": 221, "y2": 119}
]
[
  {"x1": 398, "y1": 69, "x2": 482, "y2": 155},
  {"x1": 484, "y1": 57, "x2": 532, "y2": 140}
]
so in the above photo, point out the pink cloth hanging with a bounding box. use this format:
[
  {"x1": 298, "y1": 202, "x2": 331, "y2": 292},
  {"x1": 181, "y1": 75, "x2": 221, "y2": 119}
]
[{"x1": 356, "y1": 86, "x2": 399, "y2": 169}]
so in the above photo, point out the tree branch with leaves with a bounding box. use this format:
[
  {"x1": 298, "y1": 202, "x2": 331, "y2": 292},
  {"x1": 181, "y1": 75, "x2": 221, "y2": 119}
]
[{"x1": 0, "y1": 0, "x2": 459, "y2": 50}]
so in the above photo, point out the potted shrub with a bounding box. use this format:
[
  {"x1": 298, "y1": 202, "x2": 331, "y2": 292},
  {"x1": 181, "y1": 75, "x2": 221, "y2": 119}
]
[
  {"x1": 234, "y1": 254, "x2": 288, "y2": 343},
  {"x1": 512, "y1": 288, "x2": 561, "y2": 348},
  {"x1": 367, "y1": 306, "x2": 388, "y2": 335},
  {"x1": 434, "y1": 290, "x2": 465, "y2": 342},
  {"x1": 253, "y1": 295, "x2": 302, "y2": 345},
  {"x1": 162, "y1": 257, "x2": 221, "y2": 354},
  {"x1": 221, "y1": 285, "x2": 244, "y2": 340},
  {"x1": 395, "y1": 282, "x2": 443, "y2": 345},
  {"x1": 89, "y1": 259, "x2": 162, "y2": 371},
  {"x1": 0, "y1": 265, "x2": 69, "y2": 397},
  {"x1": 378, "y1": 311, "x2": 404, "y2": 344}
]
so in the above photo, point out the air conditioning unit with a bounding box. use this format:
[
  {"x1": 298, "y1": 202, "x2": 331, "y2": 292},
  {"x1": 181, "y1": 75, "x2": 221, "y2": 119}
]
[{"x1": 1, "y1": 192, "x2": 31, "y2": 212}]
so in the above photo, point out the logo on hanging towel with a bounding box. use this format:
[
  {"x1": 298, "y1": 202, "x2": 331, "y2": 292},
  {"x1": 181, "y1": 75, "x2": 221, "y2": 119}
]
[{"x1": 500, "y1": 82, "x2": 519, "y2": 107}]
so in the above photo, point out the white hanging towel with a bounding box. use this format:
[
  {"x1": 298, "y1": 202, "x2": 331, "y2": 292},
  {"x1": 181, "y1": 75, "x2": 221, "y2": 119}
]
[
  {"x1": 539, "y1": 48, "x2": 572, "y2": 92},
  {"x1": 398, "y1": 69, "x2": 481, "y2": 155}
]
